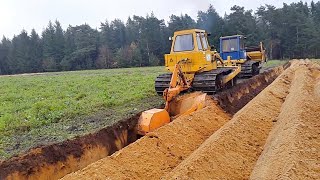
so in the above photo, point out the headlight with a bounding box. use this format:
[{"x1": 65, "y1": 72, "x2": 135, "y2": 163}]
[{"x1": 206, "y1": 54, "x2": 211, "y2": 61}]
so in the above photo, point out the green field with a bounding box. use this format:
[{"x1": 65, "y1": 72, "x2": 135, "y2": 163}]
[
  {"x1": 263, "y1": 59, "x2": 320, "y2": 68},
  {"x1": 263, "y1": 59, "x2": 289, "y2": 68},
  {"x1": 0, "y1": 66, "x2": 164, "y2": 159},
  {"x1": 311, "y1": 59, "x2": 320, "y2": 64}
]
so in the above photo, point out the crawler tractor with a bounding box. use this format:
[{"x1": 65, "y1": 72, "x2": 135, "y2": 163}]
[
  {"x1": 220, "y1": 35, "x2": 266, "y2": 77},
  {"x1": 137, "y1": 29, "x2": 241, "y2": 135}
]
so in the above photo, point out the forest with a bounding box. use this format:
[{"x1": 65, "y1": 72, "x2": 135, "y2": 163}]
[{"x1": 0, "y1": 1, "x2": 320, "y2": 75}]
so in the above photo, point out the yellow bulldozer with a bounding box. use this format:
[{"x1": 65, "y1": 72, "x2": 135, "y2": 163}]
[{"x1": 137, "y1": 29, "x2": 241, "y2": 135}]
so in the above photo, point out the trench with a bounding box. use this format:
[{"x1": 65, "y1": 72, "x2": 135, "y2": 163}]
[{"x1": 0, "y1": 65, "x2": 286, "y2": 180}]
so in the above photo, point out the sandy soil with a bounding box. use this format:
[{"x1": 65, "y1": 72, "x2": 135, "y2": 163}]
[
  {"x1": 163, "y1": 61, "x2": 299, "y2": 180},
  {"x1": 250, "y1": 61, "x2": 320, "y2": 179},
  {"x1": 164, "y1": 60, "x2": 320, "y2": 180},
  {"x1": 62, "y1": 97, "x2": 231, "y2": 179}
]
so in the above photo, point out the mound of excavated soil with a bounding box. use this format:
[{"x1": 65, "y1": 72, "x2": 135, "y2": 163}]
[
  {"x1": 62, "y1": 97, "x2": 231, "y2": 179},
  {"x1": 163, "y1": 61, "x2": 301, "y2": 179},
  {"x1": 250, "y1": 61, "x2": 320, "y2": 179}
]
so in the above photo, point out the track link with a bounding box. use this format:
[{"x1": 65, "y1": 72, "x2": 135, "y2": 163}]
[
  {"x1": 239, "y1": 60, "x2": 260, "y2": 78},
  {"x1": 192, "y1": 68, "x2": 234, "y2": 94},
  {"x1": 155, "y1": 73, "x2": 172, "y2": 95},
  {"x1": 155, "y1": 68, "x2": 236, "y2": 95}
]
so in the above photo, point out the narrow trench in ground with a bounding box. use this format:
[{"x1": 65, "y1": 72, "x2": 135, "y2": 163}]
[{"x1": 0, "y1": 66, "x2": 286, "y2": 180}]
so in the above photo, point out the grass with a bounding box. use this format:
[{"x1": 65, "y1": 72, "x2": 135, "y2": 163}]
[
  {"x1": 263, "y1": 59, "x2": 289, "y2": 68},
  {"x1": 0, "y1": 66, "x2": 165, "y2": 159},
  {"x1": 0, "y1": 60, "x2": 291, "y2": 135},
  {"x1": 263, "y1": 59, "x2": 320, "y2": 68},
  {"x1": 310, "y1": 59, "x2": 320, "y2": 64},
  {"x1": 0, "y1": 67, "x2": 165, "y2": 133}
]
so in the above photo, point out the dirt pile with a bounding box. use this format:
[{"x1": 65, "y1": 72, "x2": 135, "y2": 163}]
[
  {"x1": 163, "y1": 61, "x2": 299, "y2": 179},
  {"x1": 62, "y1": 97, "x2": 231, "y2": 180},
  {"x1": 250, "y1": 61, "x2": 320, "y2": 179},
  {"x1": 164, "y1": 60, "x2": 320, "y2": 179}
]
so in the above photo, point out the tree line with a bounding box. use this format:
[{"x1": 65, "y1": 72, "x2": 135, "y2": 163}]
[{"x1": 0, "y1": 1, "x2": 320, "y2": 75}]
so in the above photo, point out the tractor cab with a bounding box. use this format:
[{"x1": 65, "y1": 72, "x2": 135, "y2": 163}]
[
  {"x1": 170, "y1": 29, "x2": 211, "y2": 53},
  {"x1": 165, "y1": 29, "x2": 217, "y2": 73},
  {"x1": 220, "y1": 35, "x2": 246, "y2": 61}
]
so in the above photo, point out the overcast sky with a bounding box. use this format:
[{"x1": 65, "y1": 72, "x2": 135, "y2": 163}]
[{"x1": 0, "y1": 0, "x2": 314, "y2": 39}]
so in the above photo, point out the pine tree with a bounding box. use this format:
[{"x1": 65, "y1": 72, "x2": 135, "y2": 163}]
[
  {"x1": 8, "y1": 30, "x2": 31, "y2": 73},
  {"x1": 61, "y1": 24, "x2": 98, "y2": 70},
  {"x1": 53, "y1": 21, "x2": 65, "y2": 66},
  {"x1": 29, "y1": 29, "x2": 43, "y2": 72},
  {"x1": 197, "y1": 5, "x2": 224, "y2": 49},
  {"x1": 42, "y1": 21, "x2": 57, "y2": 71},
  {"x1": 0, "y1": 37, "x2": 11, "y2": 74}
]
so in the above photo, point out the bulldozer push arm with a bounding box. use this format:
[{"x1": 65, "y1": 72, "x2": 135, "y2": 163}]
[
  {"x1": 137, "y1": 62, "x2": 206, "y2": 135},
  {"x1": 163, "y1": 63, "x2": 191, "y2": 110}
]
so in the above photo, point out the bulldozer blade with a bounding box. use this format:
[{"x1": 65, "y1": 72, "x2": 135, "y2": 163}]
[
  {"x1": 136, "y1": 93, "x2": 206, "y2": 135},
  {"x1": 168, "y1": 93, "x2": 207, "y2": 118},
  {"x1": 137, "y1": 108, "x2": 170, "y2": 135}
]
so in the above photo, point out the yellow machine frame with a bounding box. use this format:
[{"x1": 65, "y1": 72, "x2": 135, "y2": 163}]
[{"x1": 247, "y1": 42, "x2": 266, "y2": 62}]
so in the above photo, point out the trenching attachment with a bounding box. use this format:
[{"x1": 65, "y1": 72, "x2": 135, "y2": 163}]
[
  {"x1": 136, "y1": 93, "x2": 207, "y2": 135},
  {"x1": 168, "y1": 93, "x2": 206, "y2": 118},
  {"x1": 137, "y1": 109, "x2": 170, "y2": 135}
]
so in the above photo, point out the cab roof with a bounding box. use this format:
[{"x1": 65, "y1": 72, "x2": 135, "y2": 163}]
[
  {"x1": 220, "y1": 35, "x2": 244, "y2": 39},
  {"x1": 174, "y1": 29, "x2": 206, "y2": 35}
]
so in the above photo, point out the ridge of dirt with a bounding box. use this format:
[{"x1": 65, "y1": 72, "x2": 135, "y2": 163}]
[
  {"x1": 250, "y1": 61, "x2": 320, "y2": 179},
  {"x1": 62, "y1": 97, "x2": 231, "y2": 180},
  {"x1": 163, "y1": 61, "x2": 300, "y2": 179}
]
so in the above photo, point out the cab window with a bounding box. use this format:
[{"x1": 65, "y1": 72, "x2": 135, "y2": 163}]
[
  {"x1": 222, "y1": 38, "x2": 238, "y2": 52},
  {"x1": 196, "y1": 33, "x2": 203, "y2": 50},
  {"x1": 239, "y1": 37, "x2": 244, "y2": 49},
  {"x1": 201, "y1": 33, "x2": 208, "y2": 50},
  {"x1": 174, "y1": 34, "x2": 194, "y2": 52}
]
